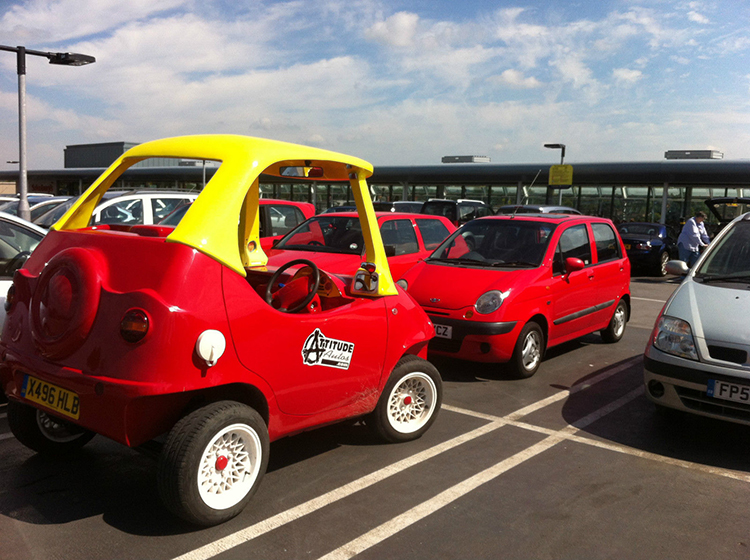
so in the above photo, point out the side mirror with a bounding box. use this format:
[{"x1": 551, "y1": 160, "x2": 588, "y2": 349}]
[
  {"x1": 384, "y1": 245, "x2": 397, "y2": 257},
  {"x1": 665, "y1": 260, "x2": 689, "y2": 276},
  {"x1": 565, "y1": 257, "x2": 585, "y2": 274}
]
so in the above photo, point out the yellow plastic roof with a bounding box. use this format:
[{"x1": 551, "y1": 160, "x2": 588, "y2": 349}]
[{"x1": 53, "y1": 135, "x2": 374, "y2": 276}]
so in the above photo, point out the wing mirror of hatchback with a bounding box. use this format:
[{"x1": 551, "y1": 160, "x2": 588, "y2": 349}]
[
  {"x1": 564, "y1": 257, "x2": 585, "y2": 275},
  {"x1": 665, "y1": 259, "x2": 689, "y2": 276}
]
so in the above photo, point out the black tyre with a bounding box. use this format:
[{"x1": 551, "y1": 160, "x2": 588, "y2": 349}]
[
  {"x1": 657, "y1": 251, "x2": 669, "y2": 277},
  {"x1": 510, "y1": 321, "x2": 544, "y2": 378},
  {"x1": 601, "y1": 299, "x2": 628, "y2": 343},
  {"x1": 367, "y1": 355, "x2": 442, "y2": 443},
  {"x1": 157, "y1": 401, "x2": 269, "y2": 526},
  {"x1": 7, "y1": 400, "x2": 95, "y2": 456}
]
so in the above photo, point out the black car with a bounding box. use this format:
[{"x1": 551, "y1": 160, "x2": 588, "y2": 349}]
[
  {"x1": 420, "y1": 199, "x2": 494, "y2": 226},
  {"x1": 616, "y1": 222, "x2": 677, "y2": 276}
]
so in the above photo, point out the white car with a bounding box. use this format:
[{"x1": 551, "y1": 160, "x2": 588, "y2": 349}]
[
  {"x1": 90, "y1": 191, "x2": 198, "y2": 226},
  {"x1": 0, "y1": 211, "x2": 46, "y2": 327}
]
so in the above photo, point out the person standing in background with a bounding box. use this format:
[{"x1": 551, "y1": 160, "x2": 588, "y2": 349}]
[{"x1": 677, "y1": 211, "x2": 709, "y2": 267}]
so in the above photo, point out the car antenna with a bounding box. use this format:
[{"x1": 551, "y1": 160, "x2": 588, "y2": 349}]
[{"x1": 512, "y1": 169, "x2": 542, "y2": 219}]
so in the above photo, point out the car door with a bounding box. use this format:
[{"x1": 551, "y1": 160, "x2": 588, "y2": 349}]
[
  {"x1": 589, "y1": 222, "x2": 629, "y2": 328},
  {"x1": 548, "y1": 223, "x2": 598, "y2": 342},
  {"x1": 224, "y1": 270, "x2": 389, "y2": 416},
  {"x1": 379, "y1": 217, "x2": 421, "y2": 279}
]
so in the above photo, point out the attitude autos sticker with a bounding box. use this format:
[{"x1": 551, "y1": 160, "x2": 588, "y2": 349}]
[{"x1": 302, "y1": 328, "x2": 355, "y2": 370}]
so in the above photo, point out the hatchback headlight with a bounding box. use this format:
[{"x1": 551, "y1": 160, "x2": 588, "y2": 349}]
[
  {"x1": 475, "y1": 290, "x2": 506, "y2": 315},
  {"x1": 653, "y1": 316, "x2": 697, "y2": 360},
  {"x1": 396, "y1": 279, "x2": 408, "y2": 290}
]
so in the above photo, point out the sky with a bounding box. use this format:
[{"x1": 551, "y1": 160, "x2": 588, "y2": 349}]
[{"x1": 1, "y1": 0, "x2": 749, "y2": 171}]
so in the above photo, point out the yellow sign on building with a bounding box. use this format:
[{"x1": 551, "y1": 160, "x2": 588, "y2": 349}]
[{"x1": 549, "y1": 164, "x2": 573, "y2": 186}]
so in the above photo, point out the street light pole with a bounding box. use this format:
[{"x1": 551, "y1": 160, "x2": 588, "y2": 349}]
[
  {"x1": 544, "y1": 143, "x2": 566, "y2": 205},
  {"x1": 0, "y1": 45, "x2": 95, "y2": 221}
]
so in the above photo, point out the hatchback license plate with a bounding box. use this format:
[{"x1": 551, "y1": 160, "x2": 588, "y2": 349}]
[
  {"x1": 707, "y1": 379, "x2": 750, "y2": 404},
  {"x1": 21, "y1": 375, "x2": 80, "y2": 420},
  {"x1": 434, "y1": 324, "x2": 452, "y2": 339}
]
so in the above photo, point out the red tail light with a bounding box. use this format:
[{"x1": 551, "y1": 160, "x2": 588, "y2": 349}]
[{"x1": 120, "y1": 309, "x2": 149, "y2": 343}]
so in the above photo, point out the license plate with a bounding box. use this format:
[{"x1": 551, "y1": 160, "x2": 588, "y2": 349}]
[
  {"x1": 434, "y1": 324, "x2": 453, "y2": 339},
  {"x1": 707, "y1": 379, "x2": 750, "y2": 404},
  {"x1": 21, "y1": 375, "x2": 80, "y2": 420},
  {"x1": 624, "y1": 243, "x2": 631, "y2": 250}
]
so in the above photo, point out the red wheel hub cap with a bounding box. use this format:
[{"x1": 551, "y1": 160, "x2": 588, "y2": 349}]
[
  {"x1": 215, "y1": 455, "x2": 228, "y2": 471},
  {"x1": 403, "y1": 396, "x2": 412, "y2": 405}
]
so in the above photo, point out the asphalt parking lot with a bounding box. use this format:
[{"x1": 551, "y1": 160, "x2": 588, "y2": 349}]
[{"x1": 2, "y1": 273, "x2": 749, "y2": 560}]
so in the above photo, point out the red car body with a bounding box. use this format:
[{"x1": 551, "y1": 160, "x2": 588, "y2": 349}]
[
  {"x1": 399, "y1": 214, "x2": 631, "y2": 376},
  {"x1": 267, "y1": 212, "x2": 456, "y2": 279}
]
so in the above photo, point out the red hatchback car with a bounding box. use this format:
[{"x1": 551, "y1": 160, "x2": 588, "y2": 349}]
[
  {"x1": 399, "y1": 214, "x2": 631, "y2": 377},
  {"x1": 267, "y1": 212, "x2": 456, "y2": 279}
]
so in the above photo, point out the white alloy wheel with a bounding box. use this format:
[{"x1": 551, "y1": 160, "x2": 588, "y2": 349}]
[
  {"x1": 521, "y1": 330, "x2": 542, "y2": 372},
  {"x1": 197, "y1": 423, "x2": 263, "y2": 511},
  {"x1": 611, "y1": 304, "x2": 627, "y2": 338},
  {"x1": 386, "y1": 371, "x2": 438, "y2": 435}
]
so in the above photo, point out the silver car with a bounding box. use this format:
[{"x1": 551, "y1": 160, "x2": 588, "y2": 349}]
[{"x1": 644, "y1": 212, "x2": 750, "y2": 424}]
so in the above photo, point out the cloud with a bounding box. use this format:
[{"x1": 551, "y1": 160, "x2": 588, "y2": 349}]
[
  {"x1": 490, "y1": 69, "x2": 542, "y2": 89},
  {"x1": 687, "y1": 11, "x2": 710, "y2": 24},
  {"x1": 613, "y1": 68, "x2": 643, "y2": 84},
  {"x1": 365, "y1": 11, "x2": 420, "y2": 48}
]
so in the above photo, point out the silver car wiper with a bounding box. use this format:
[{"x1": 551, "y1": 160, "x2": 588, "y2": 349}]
[{"x1": 696, "y1": 274, "x2": 750, "y2": 283}]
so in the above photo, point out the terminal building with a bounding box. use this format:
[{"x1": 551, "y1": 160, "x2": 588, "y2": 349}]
[{"x1": 1, "y1": 142, "x2": 749, "y2": 230}]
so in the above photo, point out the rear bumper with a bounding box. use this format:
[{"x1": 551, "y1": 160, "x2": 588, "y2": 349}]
[{"x1": 0, "y1": 350, "x2": 191, "y2": 447}]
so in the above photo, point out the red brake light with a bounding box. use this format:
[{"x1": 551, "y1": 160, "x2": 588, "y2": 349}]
[
  {"x1": 4, "y1": 284, "x2": 15, "y2": 313},
  {"x1": 120, "y1": 309, "x2": 149, "y2": 343}
]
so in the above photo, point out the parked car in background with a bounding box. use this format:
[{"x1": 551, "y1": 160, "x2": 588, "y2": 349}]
[
  {"x1": 90, "y1": 190, "x2": 199, "y2": 225},
  {"x1": 704, "y1": 197, "x2": 750, "y2": 236},
  {"x1": 268, "y1": 212, "x2": 456, "y2": 280},
  {"x1": 0, "y1": 212, "x2": 46, "y2": 328},
  {"x1": 421, "y1": 199, "x2": 494, "y2": 226},
  {"x1": 372, "y1": 201, "x2": 424, "y2": 213},
  {"x1": 0, "y1": 196, "x2": 72, "y2": 222},
  {"x1": 496, "y1": 204, "x2": 581, "y2": 215},
  {"x1": 321, "y1": 205, "x2": 357, "y2": 213},
  {"x1": 399, "y1": 214, "x2": 631, "y2": 378},
  {"x1": 644, "y1": 212, "x2": 750, "y2": 425},
  {"x1": 160, "y1": 198, "x2": 315, "y2": 250},
  {"x1": 616, "y1": 222, "x2": 678, "y2": 276}
]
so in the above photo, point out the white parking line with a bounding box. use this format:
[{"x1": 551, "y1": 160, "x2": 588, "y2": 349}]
[
  {"x1": 318, "y1": 387, "x2": 645, "y2": 560},
  {"x1": 632, "y1": 296, "x2": 668, "y2": 303},
  {"x1": 172, "y1": 357, "x2": 640, "y2": 560}
]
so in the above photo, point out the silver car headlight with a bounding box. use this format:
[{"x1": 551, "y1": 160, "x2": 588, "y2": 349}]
[
  {"x1": 653, "y1": 316, "x2": 698, "y2": 360},
  {"x1": 396, "y1": 279, "x2": 408, "y2": 290},
  {"x1": 475, "y1": 290, "x2": 506, "y2": 315}
]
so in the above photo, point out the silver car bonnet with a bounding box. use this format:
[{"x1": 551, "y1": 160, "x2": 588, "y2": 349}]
[{"x1": 667, "y1": 279, "x2": 750, "y2": 355}]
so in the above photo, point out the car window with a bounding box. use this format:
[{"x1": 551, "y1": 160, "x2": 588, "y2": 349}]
[
  {"x1": 152, "y1": 197, "x2": 192, "y2": 222},
  {"x1": 458, "y1": 205, "x2": 477, "y2": 221},
  {"x1": 93, "y1": 199, "x2": 144, "y2": 225},
  {"x1": 268, "y1": 205, "x2": 305, "y2": 237},
  {"x1": 431, "y1": 220, "x2": 555, "y2": 267},
  {"x1": 553, "y1": 224, "x2": 592, "y2": 274},
  {"x1": 591, "y1": 223, "x2": 621, "y2": 262},
  {"x1": 416, "y1": 218, "x2": 451, "y2": 250},
  {"x1": 476, "y1": 205, "x2": 493, "y2": 217},
  {"x1": 277, "y1": 216, "x2": 363, "y2": 254},
  {"x1": 422, "y1": 201, "x2": 457, "y2": 223},
  {"x1": 697, "y1": 220, "x2": 750, "y2": 277},
  {"x1": 0, "y1": 220, "x2": 43, "y2": 278},
  {"x1": 380, "y1": 219, "x2": 418, "y2": 255}
]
